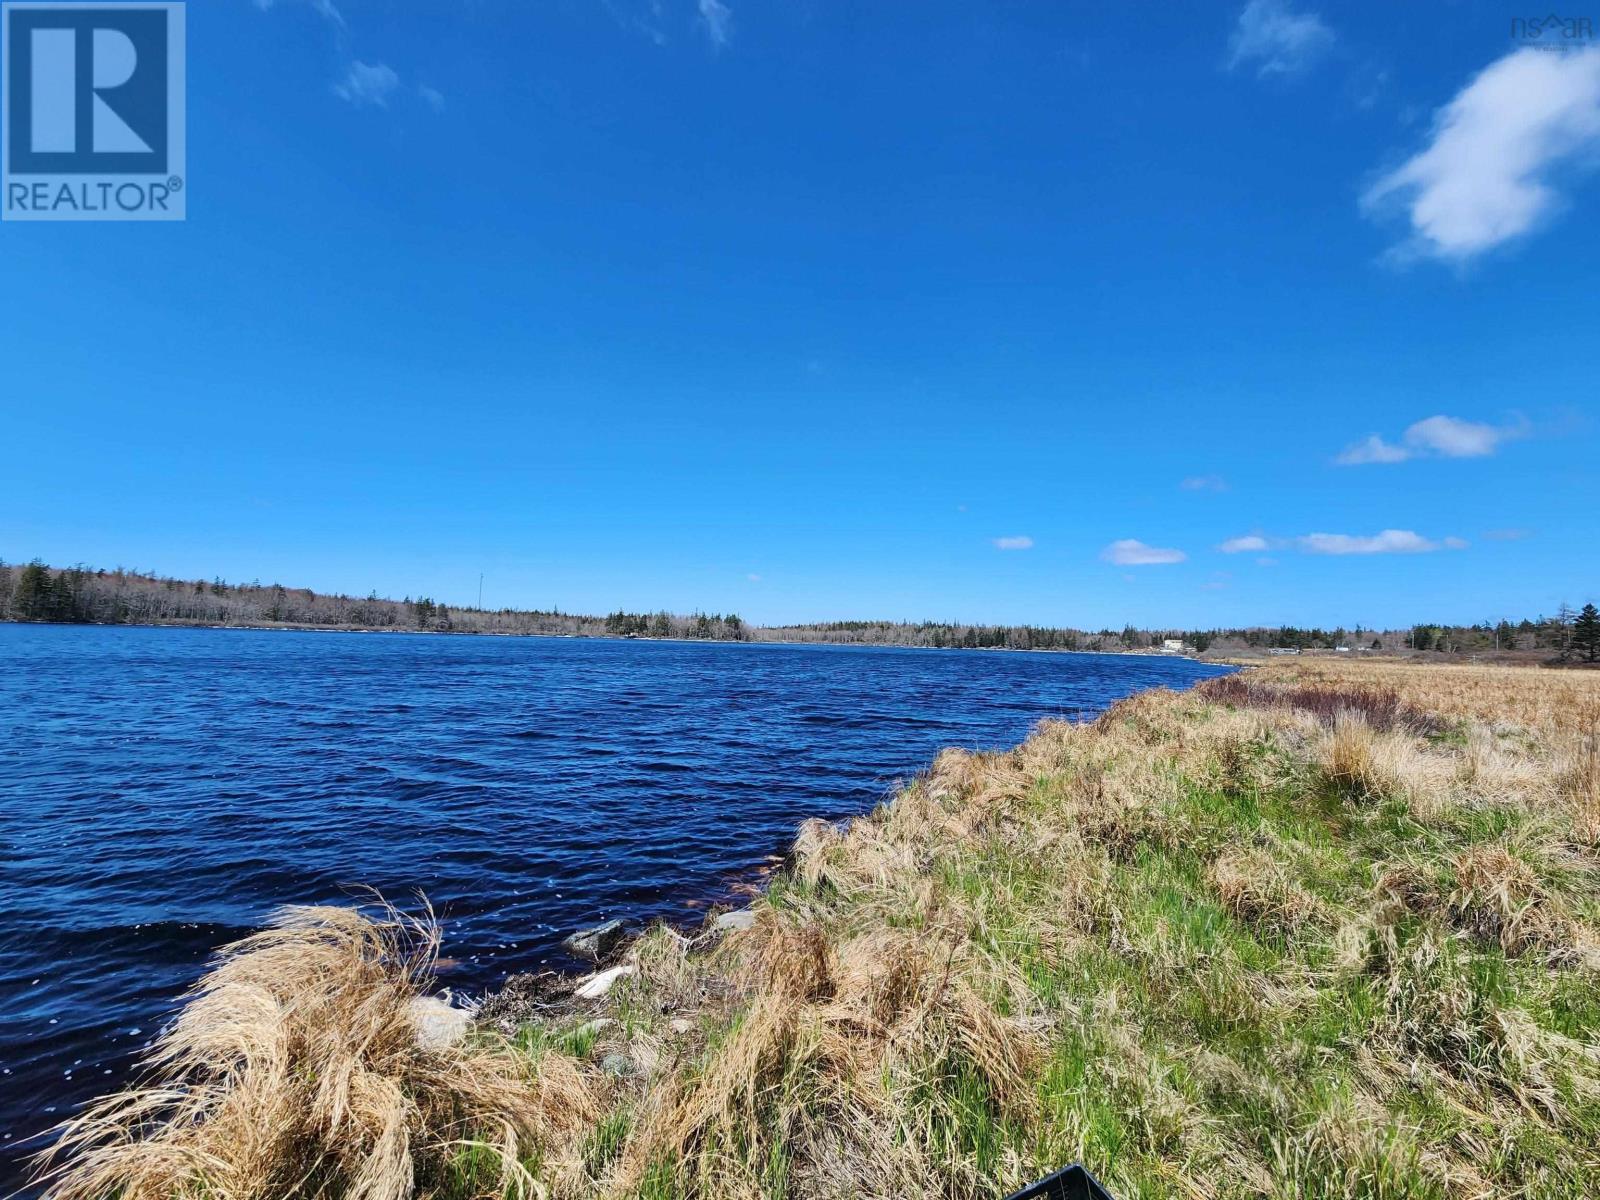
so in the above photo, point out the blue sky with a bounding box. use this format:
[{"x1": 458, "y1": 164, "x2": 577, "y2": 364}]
[{"x1": 2, "y1": 0, "x2": 1597, "y2": 629}]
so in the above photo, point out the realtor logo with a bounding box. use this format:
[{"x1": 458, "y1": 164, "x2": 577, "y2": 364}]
[{"x1": 2, "y1": 2, "x2": 185, "y2": 220}]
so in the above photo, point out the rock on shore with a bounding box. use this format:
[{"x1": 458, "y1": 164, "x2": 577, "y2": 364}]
[{"x1": 562, "y1": 919, "x2": 627, "y2": 961}]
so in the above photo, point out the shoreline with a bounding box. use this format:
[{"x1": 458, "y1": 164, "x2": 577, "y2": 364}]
[
  {"x1": 0, "y1": 616, "x2": 1209, "y2": 659},
  {"x1": 29, "y1": 657, "x2": 1600, "y2": 1199},
  {"x1": 9, "y1": 617, "x2": 1579, "y2": 670}
]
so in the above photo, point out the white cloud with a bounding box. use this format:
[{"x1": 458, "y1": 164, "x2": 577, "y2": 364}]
[
  {"x1": 993, "y1": 536, "x2": 1034, "y2": 551},
  {"x1": 1218, "y1": 528, "x2": 1468, "y2": 555},
  {"x1": 1218, "y1": 535, "x2": 1270, "y2": 553},
  {"x1": 1405, "y1": 414, "x2": 1515, "y2": 457},
  {"x1": 1363, "y1": 46, "x2": 1600, "y2": 261},
  {"x1": 1101, "y1": 539, "x2": 1186, "y2": 566},
  {"x1": 746, "y1": 573, "x2": 762, "y2": 582},
  {"x1": 1336, "y1": 414, "x2": 1525, "y2": 465},
  {"x1": 419, "y1": 85, "x2": 446, "y2": 112},
  {"x1": 1227, "y1": 0, "x2": 1334, "y2": 78},
  {"x1": 1298, "y1": 529, "x2": 1462, "y2": 555},
  {"x1": 698, "y1": 0, "x2": 732, "y2": 48},
  {"x1": 1335, "y1": 434, "x2": 1411, "y2": 465},
  {"x1": 334, "y1": 61, "x2": 400, "y2": 108},
  {"x1": 1180, "y1": 474, "x2": 1229, "y2": 492},
  {"x1": 1484, "y1": 527, "x2": 1533, "y2": 541}
]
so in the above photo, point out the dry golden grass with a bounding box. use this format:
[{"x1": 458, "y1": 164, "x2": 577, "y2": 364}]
[
  {"x1": 34, "y1": 902, "x2": 597, "y2": 1200},
  {"x1": 1257, "y1": 656, "x2": 1600, "y2": 737},
  {"x1": 37, "y1": 657, "x2": 1600, "y2": 1200}
]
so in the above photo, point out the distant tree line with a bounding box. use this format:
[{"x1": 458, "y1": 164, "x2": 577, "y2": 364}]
[
  {"x1": 1399, "y1": 606, "x2": 1600, "y2": 661},
  {"x1": 2, "y1": 559, "x2": 1595, "y2": 661},
  {"x1": 754, "y1": 620, "x2": 1090, "y2": 651},
  {"x1": 0, "y1": 560, "x2": 749, "y2": 642}
]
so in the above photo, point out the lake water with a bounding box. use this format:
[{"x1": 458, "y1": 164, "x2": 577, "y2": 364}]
[{"x1": 0, "y1": 624, "x2": 1230, "y2": 1187}]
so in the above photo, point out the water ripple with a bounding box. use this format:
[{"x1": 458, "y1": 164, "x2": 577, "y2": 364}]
[{"x1": 0, "y1": 625, "x2": 1230, "y2": 1188}]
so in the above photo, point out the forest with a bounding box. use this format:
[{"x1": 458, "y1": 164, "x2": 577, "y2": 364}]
[{"x1": 2, "y1": 559, "x2": 1595, "y2": 661}]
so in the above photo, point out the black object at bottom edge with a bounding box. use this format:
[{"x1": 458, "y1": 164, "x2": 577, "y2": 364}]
[{"x1": 1001, "y1": 1163, "x2": 1114, "y2": 1200}]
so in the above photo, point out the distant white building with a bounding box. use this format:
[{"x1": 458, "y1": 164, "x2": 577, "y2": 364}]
[{"x1": 1161, "y1": 638, "x2": 1185, "y2": 652}]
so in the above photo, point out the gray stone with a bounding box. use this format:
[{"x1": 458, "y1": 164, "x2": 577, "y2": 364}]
[
  {"x1": 410, "y1": 995, "x2": 472, "y2": 1050},
  {"x1": 562, "y1": 919, "x2": 627, "y2": 962},
  {"x1": 600, "y1": 1052, "x2": 635, "y2": 1078},
  {"x1": 712, "y1": 907, "x2": 757, "y2": 934}
]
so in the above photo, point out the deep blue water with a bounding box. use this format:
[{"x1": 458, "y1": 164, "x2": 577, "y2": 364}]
[{"x1": 0, "y1": 624, "x2": 1230, "y2": 1186}]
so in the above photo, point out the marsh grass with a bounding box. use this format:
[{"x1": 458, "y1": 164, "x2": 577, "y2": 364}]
[
  {"x1": 37, "y1": 660, "x2": 1600, "y2": 1199},
  {"x1": 1197, "y1": 674, "x2": 1445, "y2": 736},
  {"x1": 33, "y1": 901, "x2": 597, "y2": 1200}
]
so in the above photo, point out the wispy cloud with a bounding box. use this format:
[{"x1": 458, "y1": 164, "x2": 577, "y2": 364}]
[
  {"x1": 1227, "y1": 0, "x2": 1334, "y2": 78},
  {"x1": 1180, "y1": 474, "x2": 1229, "y2": 492},
  {"x1": 255, "y1": 0, "x2": 345, "y2": 28},
  {"x1": 258, "y1": 0, "x2": 444, "y2": 115},
  {"x1": 746, "y1": 573, "x2": 762, "y2": 582},
  {"x1": 698, "y1": 0, "x2": 732, "y2": 48},
  {"x1": 334, "y1": 61, "x2": 400, "y2": 108},
  {"x1": 1218, "y1": 535, "x2": 1271, "y2": 554},
  {"x1": 1220, "y1": 529, "x2": 1468, "y2": 554},
  {"x1": 602, "y1": 0, "x2": 669, "y2": 46},
  {"x1": 1483, "y1": 527, "x2": 1533, "y2": 541},
  {"x1": 1334, "y1": 434, "x2": 1412, "y2": 465},
  {"x1": 1299, "y1": 529, "x2": 1467, "y2": 555},
  {"x1": 1363, "y1": 46, "x2": 1600, "y2": 262},
  {"x1": 1405, "y1": 414, "x2": 1522, "y2": 457},
  {"x1": 1101, "y1": 539, "x2": 1186, "y2": 566},
  {"x1": 1336, "y1": 414, "x2": 1526, "y2": 465},
  {"x1": 993, "y1": 536, "x2": 1034, "y2": 551}
]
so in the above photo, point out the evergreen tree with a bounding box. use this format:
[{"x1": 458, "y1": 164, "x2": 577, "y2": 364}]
[
  {"x1": 1574, "y1": 603, "x2": 1600, "y2": 664},
  {"x1": 12, "y1": 560, "x2": 51, "y2": 619}
]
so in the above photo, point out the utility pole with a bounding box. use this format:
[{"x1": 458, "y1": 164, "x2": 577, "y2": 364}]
[{"x1": 478, "y1": 574, "x2": 484, "y2": 610}]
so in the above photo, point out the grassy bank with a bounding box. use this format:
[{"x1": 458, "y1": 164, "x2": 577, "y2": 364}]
[{"x1": 37, "y1": 660, "x2": 1600, "y2": 1199}]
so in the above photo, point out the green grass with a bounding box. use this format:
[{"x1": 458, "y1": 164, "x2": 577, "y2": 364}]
[{"x1": 496, "y1": 676, "x2": 1600, "y2": 1198}]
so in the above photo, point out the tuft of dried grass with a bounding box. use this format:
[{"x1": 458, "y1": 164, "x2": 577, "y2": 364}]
[
  {"x1": 1559, "y1": 710, "x2": 1600, "y2": 846},
  {"x1": 1319, "y1": 712, "x2": 1398, "y2": 800},
  {"x1": 612, "y1": 906, "x2": 1042, "y2": 1199},
  {"x1": 1207, "y1": 848, "x2": 1320, "y2": 938},
  {"x1": 1447, "y1": 844, "x2": 1572, "y2": 959},
  {"x1": 33, "y1": 901, "x2": 596, "y2": 1200}
]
